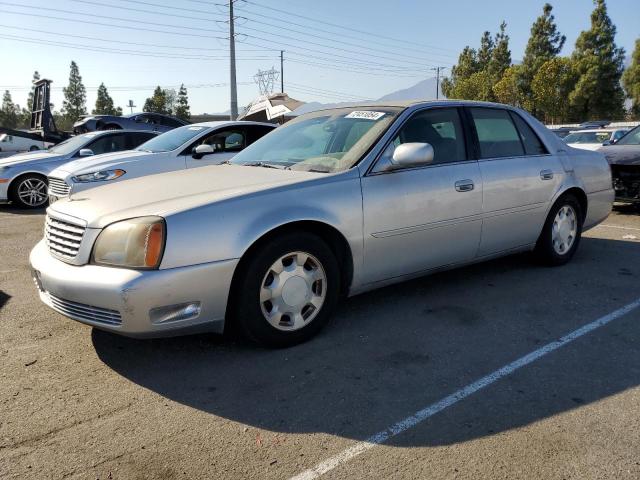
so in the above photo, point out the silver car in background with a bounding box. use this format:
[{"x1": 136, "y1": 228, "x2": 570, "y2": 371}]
[
  {"x1": 0, "y1": 130, "x2": 157, "y2": 208},
  {"x1": 30, "y1": 100, "x2": 613, "y2": 347}
]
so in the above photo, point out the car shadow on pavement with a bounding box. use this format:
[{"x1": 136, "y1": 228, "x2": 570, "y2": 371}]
[
  {"x1": 0, "y1": 291, "x2": 10, "y2": 310},
  {"x1": 92, "y1": 236, "x2": 640, "y2": 446},
  {"x1": 0, "y1": 205, "x2": 47, "y2": 215}
]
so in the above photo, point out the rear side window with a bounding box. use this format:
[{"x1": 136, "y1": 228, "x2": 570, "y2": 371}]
[
  {"x1": 469, "y1": 108, "x2": 524, "y2": 159},
  {"x1": 127, "y1": 132, "x2": 156, "y2": 149},
  {"x1": 509, "y1": 112, "x2": 547, "y2": 155}
]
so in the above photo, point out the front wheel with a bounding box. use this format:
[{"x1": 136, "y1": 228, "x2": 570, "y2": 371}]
[
  {"x1": 9, "y1": 174, "x2": 49, "y2": 209},
  {"x1": 535, "y1": 194, "x2": 583, "y2": 266},
  {"x1": 230, "y1": 232, "x2": 340, "y2": 347},
  {"x1": 29, "y1": 145, "x2": 39, "y2": 151}
]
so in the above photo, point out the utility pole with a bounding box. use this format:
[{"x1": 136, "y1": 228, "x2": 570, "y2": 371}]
[
  {"x1": 229, "y1": 0, "x2": 238, "y2": 120},
  {"x1": 431, "y1": 66, "x2": 447, "y2": 100},
  {"x1": 280, "y1": 50, "x2": 284, "y2": 93}
]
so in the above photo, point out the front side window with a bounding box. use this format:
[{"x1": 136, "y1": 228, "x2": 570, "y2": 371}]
[
  {"x1": 470, "y1": 108, "x2": 524, "y2": 159},
  {"x1": 188, "y1": 129, "x2": 246, "y2": 153},
  {"x1": 230, "y1": 107, "x2": 401, "y2": 172},
  {"x1": 616, "y1": 126, "x2": 640, "y2": 145},
  {"x1": 377, "y1": 108, "x2": 467, "y2": 169}
]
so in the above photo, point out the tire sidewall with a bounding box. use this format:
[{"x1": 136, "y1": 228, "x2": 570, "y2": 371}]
[
  {"x1": 537, "y1": 194, "x2": 583, "y2": 266},
  {"x1": 231, "y1": 232, "x2": 340, "y2": 347}
]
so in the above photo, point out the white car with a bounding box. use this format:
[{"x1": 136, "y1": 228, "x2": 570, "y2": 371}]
[
  {"x1": 47, "y1": 121, "x2": 276, "y2": 201},
  {"x1": 564, "y1": 128, "x2": 630, "y2": 151},
  {"x1": 0, "y1": 132, "x2": 52, "y2": 153}
]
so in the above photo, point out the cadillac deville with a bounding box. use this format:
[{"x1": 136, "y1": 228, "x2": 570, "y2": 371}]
[{"x1": 30, "y1": 101, "x2": 614, "y2": 347}]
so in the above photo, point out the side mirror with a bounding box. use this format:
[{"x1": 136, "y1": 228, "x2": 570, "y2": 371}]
[
  {"x1": 78, "y1": 148, "x2": 94, "y2": 157},
  {"x1": 602, "y1": 140, "x2": 611, "y2": 146},
  {"x1": 390, "y1": 142, "x2": 434, "y2": 169},
  {"x1": 192, "y1": 144, "x2": 215, "y2": 159}
]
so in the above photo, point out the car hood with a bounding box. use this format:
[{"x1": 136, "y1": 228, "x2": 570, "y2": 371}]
[
  {"x1": 0, "y1": 151, "x2": 62, "y2": 167},
  {"x1": 48, "y1": 164, "x2": 325, "y2": 228},
  {"x1": 52, "y1": 150, "x2": 153, "y2": 175},
  {"x1": 598, "y1": 145, "x2": 640, "y2": 165}
]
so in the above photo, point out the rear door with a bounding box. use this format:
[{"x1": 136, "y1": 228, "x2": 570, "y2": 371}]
[{"x1": 467, "y1": 107, "x2": 562, "y2": 256}]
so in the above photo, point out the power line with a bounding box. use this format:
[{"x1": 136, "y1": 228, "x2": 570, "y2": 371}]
[{"x1": 242, "y1": 0, "x2": 458, "y2": 54}]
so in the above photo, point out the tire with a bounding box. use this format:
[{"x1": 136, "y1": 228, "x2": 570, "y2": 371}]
[
  {"x1": 535, "y1": 194, "x2": 583, "y2": 266},
  {"x1": 229, "y1": 232, "x2": 340, "y2": 348},
  {"x1": 9, "y1": 174, "x2": 49, "y2": 209},
  {"x1": 29, "y1": 145, "x2": 39, "y2": 151}
]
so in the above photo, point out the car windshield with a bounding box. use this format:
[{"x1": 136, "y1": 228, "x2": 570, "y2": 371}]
[
  {"x1": 616, "y1": 126, "x2": 640, "y2": 146},
  {"x1": 564, "y1": 131, "x2": 611, "y2": 144},
  {"x1": 230, "y1": 107, "x2": 402, "y2": 172},
  {"x1": 48, "y1": 133, "x2": 101, "y2": 155},
  {"x1": 136, "y1": 125, "x2": 208, "y2": 153}
]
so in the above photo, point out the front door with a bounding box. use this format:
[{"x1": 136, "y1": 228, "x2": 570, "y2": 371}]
[
  {"x1": 185, "y1": 128, "x2": 246, "y2": 168},
  {"x1": 360, "y1": 107, "x2": 483, "y2": 284}
]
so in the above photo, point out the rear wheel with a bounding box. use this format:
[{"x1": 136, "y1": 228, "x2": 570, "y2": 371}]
[
  {"x1": 29, "y1": 145, "x2": 39, "y2": 151},
  {"x1": 9, "y1": 174, "x2": 49, "y2": 209},
  {"x1": 230, "y1": 232, "x2": 340, "y2": 347},
  {"x1": 535, "y1": 194, "x2": 583, "y2": 266}
]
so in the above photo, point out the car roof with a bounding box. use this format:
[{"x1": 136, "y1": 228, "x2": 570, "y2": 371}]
[
  {"x1": 188, "y1": 120, "x2": 277, "y2": 128},
  {"x1": 71, "y1": 129, "x2": 160, "y2": 138},
  {"x1": 306, "y1": 99, "x2": 536, "y2": 114}
]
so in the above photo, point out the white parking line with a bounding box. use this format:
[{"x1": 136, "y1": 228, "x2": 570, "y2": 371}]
[
  {"x1": 290, "y1": 297, "x2": 640, "y2": 480},
  {"x1": 598, "y1": 224, "x2": 640, "y2": 232}
]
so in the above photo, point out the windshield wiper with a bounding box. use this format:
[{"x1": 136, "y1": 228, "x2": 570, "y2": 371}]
[{"x1": 243, "y1": 161, "x2": 285, "y2": 169}]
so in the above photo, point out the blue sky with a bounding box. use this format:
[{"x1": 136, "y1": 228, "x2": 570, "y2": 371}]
[{"x1": 1, "y1": 0, "x2": 638, "y2": 115}]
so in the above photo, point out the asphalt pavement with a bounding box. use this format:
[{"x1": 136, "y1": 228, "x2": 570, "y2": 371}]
[{"x1": 1, "y1": 205, "x2": 640, "y2": 479}]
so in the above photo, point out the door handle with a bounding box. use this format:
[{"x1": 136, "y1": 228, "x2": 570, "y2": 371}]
[
  {"x1": 540, "y1": 169, "x2": 554, "y2": 180},
  {"x1": 455, "y1": 179, "x2": 474, "y2": 192}
]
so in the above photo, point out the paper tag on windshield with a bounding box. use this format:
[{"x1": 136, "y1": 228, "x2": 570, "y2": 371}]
[{"x1": 345, "y1": 111, "x2": 385, "y2": 120}]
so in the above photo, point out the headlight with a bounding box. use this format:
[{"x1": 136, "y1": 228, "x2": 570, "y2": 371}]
[
  {"x1": 92, "y1": 217, "x2": 165, "y2": 269},
  {"x1": 73, "y1": 169, "x2": 126, "y2": 183}
]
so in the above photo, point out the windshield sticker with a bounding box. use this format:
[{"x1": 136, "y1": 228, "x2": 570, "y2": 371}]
[
  {"x1": 188, "y1": 126, "x2": 204, "y2": 130},
  {"x1": 345, "y1": 111, "x2": 385, "y2": 121}
]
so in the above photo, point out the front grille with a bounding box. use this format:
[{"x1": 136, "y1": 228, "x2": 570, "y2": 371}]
[
  {"x1": 46, "y1": 291, "x2": 122, "y2": 326},
  {"x1": 48, "y1": 177, "x2": 71, "y2": 196},
  {"x1": 45, "y1": 214, "x2": 86, "y2": 258}
]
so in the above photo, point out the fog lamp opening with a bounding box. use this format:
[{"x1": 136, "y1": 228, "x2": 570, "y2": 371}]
[{"x1": 150, "y1": 302, "x2": 201, "y2": 324}]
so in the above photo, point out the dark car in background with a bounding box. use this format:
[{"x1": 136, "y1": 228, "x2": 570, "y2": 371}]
[
  {"x1": 73, "y1": 113, "x2": 189, "y2": 134},
  {"x1": 599, "y1": 125, "x2": 640, "y2": 203}
]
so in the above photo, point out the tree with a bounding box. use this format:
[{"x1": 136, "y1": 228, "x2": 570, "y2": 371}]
[
  {"x1": 570, "y1": 0, "x2": 626, "y2": 120},
  {"x1": 520, "y1": 3, "x2": 566, "y2": 113},
  {"x1": 143, "y1": 86, "x2": 172, "y2": 114},
  {"x1": 622, "y1": 39, "x2": 640, "y2": 118},
  {"x1": 0, "y1": 90, "x2": 19, "y2": 128},
  {"x1": 493, "y1": 65, "x2": 524, "y2": 107},
  {"x1": 532, "y1": 57, "x2": 578, "y2": 124},
  {"x1": 441, "y1": 22, "x2": 510, "y2": 102},
  {"x1": 93, "y1": 83, "x2": 122, "y2": 116},
  {"x1": 488, "y1": 22, "x2": 511, "y2": 81},
  {"x1": 62, "y1": 61, "x2": 87, "y2": 122},
  {"x1": 174, "y1": 84, "x2": 191, "y2": 120},
  {"x1": 442, "y1": 47, "x2": 479, "y2": 99}
]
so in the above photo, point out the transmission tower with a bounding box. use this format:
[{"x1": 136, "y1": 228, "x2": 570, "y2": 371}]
[{"x1": 253, "y1": 67, "x2": 280, "y2": 96}]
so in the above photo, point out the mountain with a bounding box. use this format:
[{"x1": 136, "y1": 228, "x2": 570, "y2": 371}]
[{"x1": 377, "y1": 77, "x2": 443, "y2": 102}]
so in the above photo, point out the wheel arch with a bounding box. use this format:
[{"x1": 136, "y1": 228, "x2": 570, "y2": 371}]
[
  {"x1": 230, "y1": 220, "x2": 355, "y2": 302},
  {"x1": 557, "y1": 186, "x2": 588, "y2": 222}
]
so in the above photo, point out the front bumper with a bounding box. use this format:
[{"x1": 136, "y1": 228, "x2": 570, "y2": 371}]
[{"x1": 29, "y1": 240, "x2": 239, "y2": 337}]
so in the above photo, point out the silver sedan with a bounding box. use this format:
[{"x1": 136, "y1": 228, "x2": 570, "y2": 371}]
[{"x1": 30, "y1": 100, "x2": 614, "y2": 347}]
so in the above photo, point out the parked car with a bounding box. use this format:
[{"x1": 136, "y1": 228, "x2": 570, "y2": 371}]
[
  {"x1": 0, "y1": 133, "x2": 52, "y2": 153},
  {"x1": 550, "y1": 127, "x2": 574, "y2": 139},
  {"x1": 30, "y1": 101, "x2": 613, "y2": 347},
  {"x1": 73, "y1": 112, "x2": 189, "y2": 134},
  {"x1": 563, "y1": 128, "x2": 630, "y2": 150},
  {"x1": 0, "y1": 130, "x2": 157, "y2": 208},
  {"x1": 47, "y1": 121, "x2": 276, "y2": 202},
  {"x1": 598, "y1": 124, "x2": 640, "y2": 203}
]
